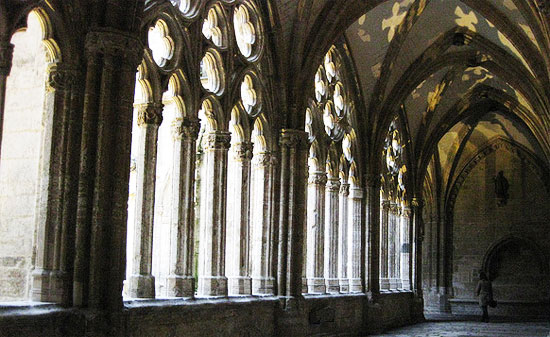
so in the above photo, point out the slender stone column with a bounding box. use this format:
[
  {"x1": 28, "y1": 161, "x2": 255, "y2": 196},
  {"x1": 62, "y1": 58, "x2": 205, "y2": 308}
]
[
  {"x1": 277, "y1": 130, "x2": 308, "y2": 299},
  {"x1": 165, "y1": 117, "x2": 200, "y2": 297},
  {"x1": 400, "y1": 206, "x2": 411, "y2": 290},
  {"x1": 338, "y1": 182, "x2": 349, "y2": 293},
  {"x1": 324, "y1": 176, "x2": 340, "y2": 293},
  {"x1": 306, "y1": 171, "x2": 327, "y2": 294},
  {"x1": 348, "y1": 185, "x2": 363, "y2": 293},
  {"x1": 226, "y1": 141, "x2": 253, "y2": 295},
  {"x1": 380, "y1": 199, "x2": 390, "y2": 290},
  {"x1": 198, "y1": 131, "x2": 231, "y2": 297},
  {"x1": 0, "y1": 42, "x2": 13, "y2": 160},
  {"x1": 411, "y1": 197, "x2": 424, "y2": 297},
  {"x1": 389, "y1": 202, "x2": 400, "y2": 289},
  {"x1": 128, "y1": 102, "x2": 163, "y2": 298},
  {"x1": 250, "y1": 152, "x2": 275, "y2": 295},
  {"x1": 365, "y1": 174, "x2": 380, "y2": 295}
]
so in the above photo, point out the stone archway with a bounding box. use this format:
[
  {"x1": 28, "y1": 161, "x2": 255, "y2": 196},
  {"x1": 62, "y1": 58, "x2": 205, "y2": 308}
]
[{"x1": 482, "y1": 235, "x2": 549, "y2": 303}]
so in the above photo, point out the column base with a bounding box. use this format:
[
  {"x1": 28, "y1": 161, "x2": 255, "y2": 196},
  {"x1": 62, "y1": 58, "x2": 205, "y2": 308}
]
[
  {"x1": 164, "y1": 275, "x2": 195, "y2": 298},
  {"x1": 198, "y1": 276, "x2": 227, "y2": 297},
  {"x1": 380, "y1": 278, "x2": 390, "y2": 290},
  {"x1": 307, "y1": 277, "x2": 326, "y2": 294},
  {"x1": 49, "y1": 270, "x2": 70, "y2": 303},
  {"x1": 349, "y1": 278, "x2": 362, "y2": 293},
  {"x1": 252, "y1": 277, "x2": 275, "y2": 295},
  {"x1": 301, "y1": 277, "x2": 308, "y2": 294},
  {"x1": 339, "y1": 278, "x2": 349, "y2": 293},
  {"x1": 31, "y1": 268, "x2": 52, "y2": 302},
  {"x1": 228, "y1": 276, "x2": 251, "y2": 296},
  {"x1": 325, "y1": 278, "x2": 340, "y2": 294},
  {"x1": 389, "y1": 278, "x2": 401, "y2": 290},
  {"x1": 128, "y1": 274, "x2": 156, "y2": 298}
]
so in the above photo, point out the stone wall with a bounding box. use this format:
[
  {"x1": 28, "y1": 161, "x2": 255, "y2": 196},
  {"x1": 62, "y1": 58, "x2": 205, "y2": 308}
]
[
  {"x1": 451, "y1": 148, "x2": 550, "y2": 316},
  {"x1": 0, "y1": 24, "x2": 47, "y2": 301},
  {"x1": 0, "y1": 293, "x2": 418, "y2": 336}
]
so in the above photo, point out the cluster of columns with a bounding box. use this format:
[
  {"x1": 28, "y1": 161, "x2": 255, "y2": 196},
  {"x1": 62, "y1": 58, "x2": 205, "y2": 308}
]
[
  {"x1": 305, "y1": 170, "x2": 364, "y2": 294},
  {"x1": 379, "y1": 199, "x2": 412, "y2": 291},
  {"x1": 127, "y1": 113, "x2": 280, "y2": 299}
]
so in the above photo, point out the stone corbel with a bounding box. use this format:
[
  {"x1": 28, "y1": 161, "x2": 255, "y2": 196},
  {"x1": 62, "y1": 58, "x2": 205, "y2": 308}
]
[
  {"x1": 0, "y1": 42, "x2": 14, "y2": 76},
  {"x1": 136, "y1": 103, "x2": 163, "y2": 126}
]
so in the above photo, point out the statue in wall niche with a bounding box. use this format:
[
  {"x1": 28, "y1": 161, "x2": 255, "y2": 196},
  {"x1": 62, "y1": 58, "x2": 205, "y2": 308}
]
[{"x1": 493, "y1": 171, "x2": 509, "y2": 206}]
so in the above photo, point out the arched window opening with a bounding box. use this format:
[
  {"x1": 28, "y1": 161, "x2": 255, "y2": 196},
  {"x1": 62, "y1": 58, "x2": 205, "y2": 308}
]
[{"x1": 0, "y1": 9, "x2": 57, "y2": 303}]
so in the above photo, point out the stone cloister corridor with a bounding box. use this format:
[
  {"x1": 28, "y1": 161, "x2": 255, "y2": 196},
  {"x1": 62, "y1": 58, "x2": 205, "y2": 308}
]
[{"x1": 0, "y1": 0, "x2": 549, "y2": 336}]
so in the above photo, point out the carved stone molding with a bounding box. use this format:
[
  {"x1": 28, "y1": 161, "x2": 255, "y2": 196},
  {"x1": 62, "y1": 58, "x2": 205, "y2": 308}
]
[
  {"x1": 203, "y1": 131, "x2": 231, "y2": 150},
  {"x1": 402, "y1": 206, "x2": 412, "y2": 218},
  {"x1": 232, "y1": 142, "x2": 253, "y2": 161},
  {"x1": 136, "y1": 103, "x2": 163, "y2": 126},
  {"x1": 381, "y1": 199, "x2": 391, "y2": 210},
  {"x1": 172, "y1": 117, "x2": 200, "y2": 140},
  {"x1": 0, "y1": 42, "x2": 14, "y2": 76},
  {"x1": 411, "y1": 197, "x2": 424, "y2": 209},
  {"x1": 85, "y1": 30, "x2": 143, "y2": 66},
  {"x1": 279, "y1": 129, "x2": 308, "y2": 149},
  {"x1": 308, "y1": 171, "x2": 327, "y2": 185},
  {"x1": 46, "y1": 64, "x2": 78, "y2": 91}
]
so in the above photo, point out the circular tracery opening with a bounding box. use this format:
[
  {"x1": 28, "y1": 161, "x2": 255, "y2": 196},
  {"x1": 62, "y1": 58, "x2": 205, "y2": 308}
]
[
  {"x1": 148, "y1": 20, "x2": 174, "y2": 67},
  {"x1": 200, "y1": 50, "x2": 225, "y2": 95},
  {"x1": 202, "y1": 6, "x2": 226, "y2": 48},
  {"x1": 234, "y1": 4, "x2": 257, "y2": 59}
]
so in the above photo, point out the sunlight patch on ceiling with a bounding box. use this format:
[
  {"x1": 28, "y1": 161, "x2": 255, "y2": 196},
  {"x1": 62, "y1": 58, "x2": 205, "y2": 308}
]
[
  {"x1": 455, "y1": 6, "x2": 478, "y2": 32},
  {"x1": 382, "y1": 3, "x2": 407, "y2": 42},
  {"x1": 502, "y1": 0, "x2": 517, "y2": 11}
]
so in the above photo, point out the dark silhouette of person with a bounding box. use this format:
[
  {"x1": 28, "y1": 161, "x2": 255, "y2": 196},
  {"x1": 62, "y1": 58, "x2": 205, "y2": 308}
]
[
  {"x1": 475, "y1": 271, "x2": 493, "y2": 322},
  {"x1": 494, "y1": 171, "x2": 509, "y2": 206}
]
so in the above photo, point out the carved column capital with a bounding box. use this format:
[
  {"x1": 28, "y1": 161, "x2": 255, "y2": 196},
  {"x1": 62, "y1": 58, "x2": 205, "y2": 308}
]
[
  {"x1": 0, "y1": 42, "x2": 14, "y2": 76},
  {"x1": 389, "y1": 202, "x2": 399, "y2": 214},
  {"x1": 232, "y1": 142, "x2": 253, "y2": 161},
  {"x1": 339, "y1": 182, "x2": 350, "y2": 196},
  {"x1": 402, "y1": 206, "x2": 412, "y2": 218},
  {"x1": 326, "y1": 177, "x2": 341, "y2": 192},
  {"x1": 252, "y1": 151, "x2": 273, "y2": 167},
  {"x1": 308, "y1": 171, "x2": 327, "y2": 185},
  {"x1": 172, "y1": 117, "x2": 200, "y2": 140},
  {"x1": 136, "y1": 103, "x2": 163, "y2": 126},
  {"x1": 85, "y1": 30, "x2": 143, "y2": 67},
  {"x1": 46, "y1": 63, "x2": 78, "y2": 91},
  {"x1": 279, "y1": 129, "x2": 308, "y2": 149},
  {"x1": 411, "y1": 197, "x2": 424, "y2": 210},
  {"x1": 349, "y1": 186, "x2": 364, "y2": 199},
  {"x1": 203, "y1": 131, "x2": 231, "y2": 150}
]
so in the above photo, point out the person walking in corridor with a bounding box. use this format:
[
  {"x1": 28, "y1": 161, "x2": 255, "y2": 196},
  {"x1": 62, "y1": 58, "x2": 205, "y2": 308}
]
[{"x1": 475, "y1": 271, "x2": 493, "y2": 322}]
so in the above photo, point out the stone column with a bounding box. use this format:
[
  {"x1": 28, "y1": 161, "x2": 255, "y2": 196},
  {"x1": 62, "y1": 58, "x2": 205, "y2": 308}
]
[
  {"x1": 128, "y1": 102, "x2": 163, "y2": 299},
  {"x1": 198, "y1": 131, "x2": 231, "y2": 297},
  {"x1": 0, "y1": 42, "x2": 13, "y2": 159},
  {"x1": 226, "y1": 141, "x2": 253, "y2": 295},
  {"x1": 400, "y1": 206, "x2": 411, "y2": 290},
  {"x1": 324, "y1": 176, "x2": 340, "y2": 294},
  {"x1": 379, "y1": 199, "x2": 390, "y2": 290},
  {"x1": 348, "y1": 185, "x2": 363, "y2": 293},
  {"x1": 42, "y1": 64, "x2": 79, "y2": 304},
  {"x1": 75, "y1": 30, "x2": 143, "y2": 309},
  {"x1": 250, "y1": 152, "x2": 275, "y2": 295},
  {"x1": 277, "y1": 130, "x2": 308, "y2": 299},
  {"x1": 165, "y1": 117, "x2": 200, "y2": 297},
  {"x1": 338, "y1": 182, "x2": 349, "y2": 293},
  {"x1": 388, "y1": 202, "x2": 400, "y2": 290},
  {"x1": 411, "y1": 197, "x2": 425, "y2": 314},
  {"x1": 306, "y1": 171, "x2": 327, "y2": 294},
  {"x1": 365, "y1": 174, "x2": 380, "y2": 295}
]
